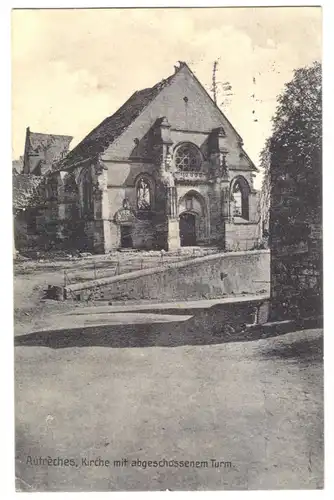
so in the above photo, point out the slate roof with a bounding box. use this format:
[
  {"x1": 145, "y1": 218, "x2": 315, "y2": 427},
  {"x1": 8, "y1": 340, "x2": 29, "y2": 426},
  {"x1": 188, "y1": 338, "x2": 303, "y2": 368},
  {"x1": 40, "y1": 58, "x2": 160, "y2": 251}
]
[{"x1": 60, "y1": 72, "x2": 176, "y2": 169}]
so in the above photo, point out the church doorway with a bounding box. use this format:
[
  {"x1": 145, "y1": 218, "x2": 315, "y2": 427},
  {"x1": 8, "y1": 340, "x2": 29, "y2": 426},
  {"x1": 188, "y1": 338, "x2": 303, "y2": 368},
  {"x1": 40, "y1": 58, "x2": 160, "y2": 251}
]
[
  {"x1": 179, "y1": 212, "x2": 196, "y2": 246},
  {"x1": 178, "y1": 190, "x2": 208, "y2": 246},
  {"x1": 120, "y1": 225, "x2": 133, "y2": 248}
]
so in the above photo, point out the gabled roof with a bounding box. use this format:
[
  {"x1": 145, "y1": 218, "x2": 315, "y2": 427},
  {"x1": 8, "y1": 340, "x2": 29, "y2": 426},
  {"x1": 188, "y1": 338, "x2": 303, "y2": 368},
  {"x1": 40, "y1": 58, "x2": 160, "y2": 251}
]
[
  {"x1": 26, "y1": 129, "x2": 72, "y2": 156},
  {"x1": 58, "y1": 61, "x2": 257, "y2": 171},
  {"x1": 59, "y1": 71, "x2": 176, "y2": 169},
  {"x1": 28, "y1": 131, "x2": 72, "y2": 152},
  {"x1": 181, "y1": 63, "x2": 257, "y2": 172}
]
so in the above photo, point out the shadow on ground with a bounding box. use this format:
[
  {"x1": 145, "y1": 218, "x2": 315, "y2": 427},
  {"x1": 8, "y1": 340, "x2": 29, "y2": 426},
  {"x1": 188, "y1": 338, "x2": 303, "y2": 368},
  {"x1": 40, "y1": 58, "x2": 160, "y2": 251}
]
[
  {"x1": 261, "y1": 335, "x2": 323, "y2": 363},
  {"x1": 14, "y1": 302, "x2": 259, "y2": 349},
  {"x1": 14, "y1": 302, "x2": 323, "y2": 350}
]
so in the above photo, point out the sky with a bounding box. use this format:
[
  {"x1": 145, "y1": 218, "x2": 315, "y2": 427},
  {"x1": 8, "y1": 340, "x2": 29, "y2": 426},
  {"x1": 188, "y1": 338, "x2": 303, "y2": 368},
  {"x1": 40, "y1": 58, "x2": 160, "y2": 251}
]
[{"x1": 12, "y1": 7, "x2": 322, "y2": 187}]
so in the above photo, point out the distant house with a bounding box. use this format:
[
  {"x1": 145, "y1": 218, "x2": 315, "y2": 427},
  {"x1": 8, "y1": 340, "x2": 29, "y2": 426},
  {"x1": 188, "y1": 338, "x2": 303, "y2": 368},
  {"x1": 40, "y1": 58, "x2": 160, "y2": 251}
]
[
  {"x1": 13, "y1": 129, "x2": 73, "y2": 252},
  {"x1": 23, "y1": 128, "x2": 73, "y2": 176}
]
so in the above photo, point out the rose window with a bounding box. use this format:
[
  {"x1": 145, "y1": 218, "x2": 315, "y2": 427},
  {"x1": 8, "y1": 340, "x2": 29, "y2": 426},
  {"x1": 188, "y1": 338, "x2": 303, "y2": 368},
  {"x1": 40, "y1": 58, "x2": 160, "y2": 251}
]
[{"x1": 174, "y1": 143, "x2": 202, "y2": 172}]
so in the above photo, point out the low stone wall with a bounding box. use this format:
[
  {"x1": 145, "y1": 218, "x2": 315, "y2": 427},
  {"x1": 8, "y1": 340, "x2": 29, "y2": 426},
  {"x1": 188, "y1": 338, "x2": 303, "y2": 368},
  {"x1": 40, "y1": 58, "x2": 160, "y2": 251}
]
[{"x1": 63, "y1": 249, "x2": 270, "y2": 302}]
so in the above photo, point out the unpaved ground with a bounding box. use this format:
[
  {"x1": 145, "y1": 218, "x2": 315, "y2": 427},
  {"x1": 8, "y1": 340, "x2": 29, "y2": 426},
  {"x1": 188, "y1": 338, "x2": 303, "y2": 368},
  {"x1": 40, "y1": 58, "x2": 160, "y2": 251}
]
[
  {"x1": 15, "y1": 327, "x2": 323, "y2": 491},
  {"x1": 13, "y1": 263, "x2": 323, "y2": 492},
  {"x1": 13, "y1": 250, "x2": 222, "y2": 327}
]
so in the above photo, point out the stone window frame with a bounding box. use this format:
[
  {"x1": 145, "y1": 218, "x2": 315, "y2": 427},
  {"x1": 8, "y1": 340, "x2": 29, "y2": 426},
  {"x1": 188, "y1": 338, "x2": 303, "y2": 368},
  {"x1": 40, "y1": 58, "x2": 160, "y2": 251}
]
[
  {"x1": 135, "y1": 174, "x2": 155, "y2": 212},
  {"x1": 174, "y1": 142, "x2": 203, "y2": 172},
  {"x1": 64, "y1": 172, "x2": 79, "y2": 195},
  {"x1": 232, "y1": 183, "x2": 243, "y2": 217},
  {"x1": 230, "y1": 175, "x2": 251, "y2": 221},
  {"x1": 45, "y1": 175, "x2": 58, "y2": 202},
  {"x1": 82, "y1": 167, "x2": 94, "y2": 217}
]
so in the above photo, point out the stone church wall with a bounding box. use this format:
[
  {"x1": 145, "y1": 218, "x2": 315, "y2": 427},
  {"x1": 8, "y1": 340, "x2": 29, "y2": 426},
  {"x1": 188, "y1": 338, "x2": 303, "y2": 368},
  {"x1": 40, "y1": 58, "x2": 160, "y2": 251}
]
[{"x1": 131, "y1": 219, "x2": 156, "y2": 249}]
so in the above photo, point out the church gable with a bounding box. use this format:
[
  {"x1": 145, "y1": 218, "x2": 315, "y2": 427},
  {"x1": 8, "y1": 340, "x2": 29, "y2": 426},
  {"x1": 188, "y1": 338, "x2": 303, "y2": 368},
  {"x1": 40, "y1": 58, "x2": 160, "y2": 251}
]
[
  {"x1": 59, "y1": 62, "x2": 255, "y2": 172},
  {"x1": 103, "y1": 63, "x2": 256, "y2": 171},
  {"x1": 154, "y1": 63, "x2": 240, "y2": 138}
]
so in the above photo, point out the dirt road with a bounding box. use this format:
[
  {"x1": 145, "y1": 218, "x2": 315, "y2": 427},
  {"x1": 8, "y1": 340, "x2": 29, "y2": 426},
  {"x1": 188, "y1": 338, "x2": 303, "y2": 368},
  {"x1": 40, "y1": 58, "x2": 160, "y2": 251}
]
[
  {"x1": 13, "y1": 261, "x2": 323, "y2": 491},
  {"x1": 15, "y1": 323, "x2": 323, "y2": 491}
]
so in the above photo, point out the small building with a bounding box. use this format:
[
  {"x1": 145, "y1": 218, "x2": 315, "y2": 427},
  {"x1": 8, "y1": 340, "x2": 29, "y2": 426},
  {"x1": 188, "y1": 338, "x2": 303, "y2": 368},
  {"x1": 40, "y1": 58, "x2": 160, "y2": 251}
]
[{"x1": 34, "y1": 62, "x2": 261, "y2": 253}]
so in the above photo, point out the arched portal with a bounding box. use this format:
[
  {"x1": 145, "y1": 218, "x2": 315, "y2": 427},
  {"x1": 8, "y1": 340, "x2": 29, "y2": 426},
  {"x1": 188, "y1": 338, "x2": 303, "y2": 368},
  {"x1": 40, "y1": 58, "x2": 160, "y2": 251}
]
[{"x1": 178, "y1": 190, "x2": 208, "y2": 246}]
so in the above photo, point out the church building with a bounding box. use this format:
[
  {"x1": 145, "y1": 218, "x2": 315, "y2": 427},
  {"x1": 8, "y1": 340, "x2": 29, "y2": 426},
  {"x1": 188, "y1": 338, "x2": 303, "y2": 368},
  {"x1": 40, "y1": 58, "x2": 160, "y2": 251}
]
[{"x1": 40, "y1": 62, "x2": 261, "y2": 253}]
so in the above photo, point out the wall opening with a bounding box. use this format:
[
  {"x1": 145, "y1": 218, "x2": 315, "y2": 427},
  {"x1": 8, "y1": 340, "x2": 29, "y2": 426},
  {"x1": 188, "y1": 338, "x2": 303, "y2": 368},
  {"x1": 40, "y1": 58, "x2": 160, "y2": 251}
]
[
  {"x1": 230, "y1": 176, "x2": 250, "y2": 220},
  {"x1": 120, "y1": 225, "x2": 133, "y2": 248},
  {"x1": 178, "y1": 190, "x2": 208, "y2": 245},
  {"x1": 179, "y1": 212, "x2": 196, "y2": 246},
  {"x1": 82, "y1": 168, "x2": 94, "y2": 216}
]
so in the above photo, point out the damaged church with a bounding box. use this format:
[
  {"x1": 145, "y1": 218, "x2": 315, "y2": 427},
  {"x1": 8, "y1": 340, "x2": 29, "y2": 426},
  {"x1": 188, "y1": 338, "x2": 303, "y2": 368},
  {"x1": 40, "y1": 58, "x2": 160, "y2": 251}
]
[{"x1": 17, "y1": 62, "x2": 261, "y2": 253}]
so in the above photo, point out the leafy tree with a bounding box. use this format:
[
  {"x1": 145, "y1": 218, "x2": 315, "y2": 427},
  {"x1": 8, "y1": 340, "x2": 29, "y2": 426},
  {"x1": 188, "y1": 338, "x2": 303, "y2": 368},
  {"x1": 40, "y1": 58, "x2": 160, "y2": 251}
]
[
  {"x1": 260, "y1": 61, "x2": 322, "y2": 244},
  {"x1": 258, "y1": 138, "x2": 271, "y2": 235}
]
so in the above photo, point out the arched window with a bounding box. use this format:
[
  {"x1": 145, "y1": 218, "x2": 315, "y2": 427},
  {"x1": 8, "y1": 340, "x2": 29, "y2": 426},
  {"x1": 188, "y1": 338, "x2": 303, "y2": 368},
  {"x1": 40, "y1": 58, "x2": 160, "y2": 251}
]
[
  {"x1": 174, "y1": 143, "x2": 202, "y2": 172},
  {"x1": 46, "y1": 175, "x2": 58, "y2": 201},
  {"x1": 82, "y1": 168, "x2": 93, "y2": 216},
  {"x1": 64, "y1": 173, "x2": 79, "y2": 195},
  {"x1": 232, "y1": 183, "x2": 242, "y2": 217},
  {"x1": 230, "y1": 176, "x2": 250, "y2": 220},
  {"x1": 136, "y1": 176, "x2": 152, "y2": 211}
]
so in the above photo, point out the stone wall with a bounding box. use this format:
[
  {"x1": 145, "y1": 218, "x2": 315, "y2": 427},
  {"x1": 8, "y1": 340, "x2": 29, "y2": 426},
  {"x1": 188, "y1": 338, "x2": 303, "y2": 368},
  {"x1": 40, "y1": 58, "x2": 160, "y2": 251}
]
[
  {"x1": 225, "y1": 221, "x2": 260, "y2": 251},
  {"x1": 270, "y1": 220, "x2": 322, "y2": 320},
  {"x1": 270, "y1": 174, "x2": 322, "y2": 321},
  {"x1": 131, "y1": 219, "x2": 156, "y2": 249},
  {"x1": 64, "y1": 249, "x2": 270, "y2": 302}
]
